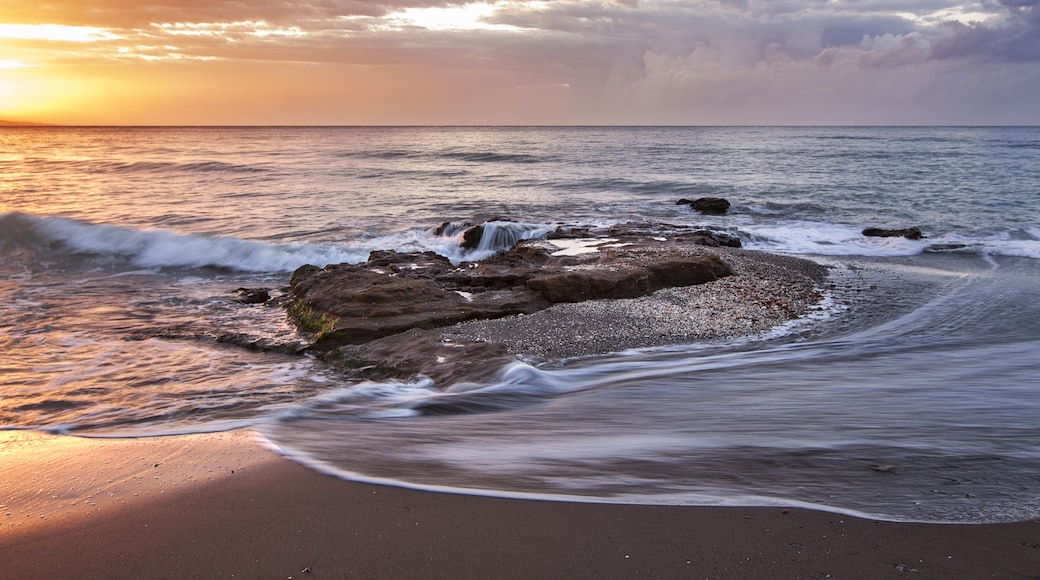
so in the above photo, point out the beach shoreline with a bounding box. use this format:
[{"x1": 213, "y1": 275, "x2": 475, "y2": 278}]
[
  {"x1": 4, "y1": 250, "x2": 1038, "y2": 578},
  {"x1": 2, "y1": 429, "x2": 1038, "y2": 579}
]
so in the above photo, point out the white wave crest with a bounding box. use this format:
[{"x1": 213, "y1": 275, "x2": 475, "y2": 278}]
[
  {"x1": 18, "y1": 214, "x2": 553, "y2": 273},
  {"x1": 30, "y1": 215, "x2": 368, "y2": 272},
  {"x1": 741, "y1": 220, "x2": 1040, "y2": 260}
]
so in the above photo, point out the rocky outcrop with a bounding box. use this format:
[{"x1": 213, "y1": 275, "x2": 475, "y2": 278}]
[
  {"x1": 288, "y1": 238, "x2": 734, "y2": 352},
  {"x1": 862, "y1": 226, "x2": 924, "y2": 240}
]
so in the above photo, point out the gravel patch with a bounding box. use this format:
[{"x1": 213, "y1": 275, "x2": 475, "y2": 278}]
[{"x1": 442, "y1": 247, "x2": 829, "y2": 360}]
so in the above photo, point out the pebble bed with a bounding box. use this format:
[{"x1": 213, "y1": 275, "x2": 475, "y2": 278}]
[{"x1": 442, "y1": 247, "x2": 830, "y2": 360}]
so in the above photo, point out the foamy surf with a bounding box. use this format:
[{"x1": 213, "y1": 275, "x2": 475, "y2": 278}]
[{"x1": 1, "y1": 213, "x2": 561, "y2": 272}]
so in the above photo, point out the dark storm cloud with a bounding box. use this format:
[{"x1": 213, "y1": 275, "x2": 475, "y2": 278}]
[{"x1": 931, "y1": 0, "x2": 1040, "y2": 62}]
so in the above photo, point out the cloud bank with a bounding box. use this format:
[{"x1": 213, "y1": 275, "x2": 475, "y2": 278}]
[{"x1": 1, "y1": 0, "x2": 1037, "y2": 124}]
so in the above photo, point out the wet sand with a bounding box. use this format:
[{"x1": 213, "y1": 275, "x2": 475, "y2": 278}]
[{"x1": 2, "y1": 431, "x2": 1038, "y2": 579}]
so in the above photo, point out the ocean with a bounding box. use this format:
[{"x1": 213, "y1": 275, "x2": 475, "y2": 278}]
[{"x1": 1, "y1": 126, "x2": 1038, "y2": 523}]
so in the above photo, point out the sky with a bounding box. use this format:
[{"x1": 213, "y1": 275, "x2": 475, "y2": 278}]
[{"x1": 0, "y1": 0, "x2": 1038, "y2": 125}]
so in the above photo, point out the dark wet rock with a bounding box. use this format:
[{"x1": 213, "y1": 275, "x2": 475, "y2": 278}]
[
  {"x1": 862, "y1": 226, "x2": 924, "y2": 240},
  {"x1": 460, "y1": 224, "x2": 485, "y2": 249},
  {"x1": 215, "y1": 333, "x2": 306, "y2": 354},
  {"x1": 327, "y1": 328, "x2": 511, "y2": 385},
  {"x1": 547, "y1": 225, "x2": 593, "y2": 239},
  {"x1": 608, "y1": 222, "x2": 743, "y2": 248},
  {"x1": 432, "y1": 221, "x2": 467, "y2": 237},
  {"x1": 432, "y1": 220, "x2": 486, "y2": 249},
  {"x1": 234, "y1": 287, "x2": 271, "y2": 304},
  {"x1": 289, "y1": 265, "x2": 478, "y2": 345},
  {"x1": 526, "y1": 256, "x2": 731, "y2": 303},
  {"x1": 688, "y1": 230, "x2": 742, "y2": 248},
  {"x1": 366, "y1": 250, "x2": 456, "y2": 276},
  {"x1": 686, "y1": 197, "x2": 731, "y2": 215},
  {"x1": 288, "y1": 239, "x2": 734, "y2": 351}
]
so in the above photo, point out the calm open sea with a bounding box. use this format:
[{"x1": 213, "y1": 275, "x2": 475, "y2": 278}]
[{"x1": 2, "y1": 126, "x2": 1038, "y2": 523}]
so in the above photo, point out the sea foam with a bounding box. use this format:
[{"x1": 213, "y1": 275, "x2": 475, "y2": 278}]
[{"x1": 2, "y1": 213, "x2": 366, "y2": 272}]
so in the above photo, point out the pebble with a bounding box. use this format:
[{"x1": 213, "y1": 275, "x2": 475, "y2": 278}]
[{"x1": 444, "y1": 248, "x2": 828, "y2": 360}]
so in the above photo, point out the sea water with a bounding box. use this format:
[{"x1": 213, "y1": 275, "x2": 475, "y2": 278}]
[{"x1": 1, "y1": 126, "x2": 1038, "y2": 522}]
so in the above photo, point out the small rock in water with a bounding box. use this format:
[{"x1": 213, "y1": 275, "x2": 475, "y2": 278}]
[
  {"x1": 924, "y1": 243, "x2": 967, "y2": 252},
  {"x1": 686, "y1": 197, "x2": 731, "y2": 215},
  {"x1": 235, "y1": 287, "x2": 271, "y2": 304},
  {"x1": 870, "y1": 464, "x2": 895, "y2": 473},
  {"x1": 861, "y1": 226, "x2": 923, "y2": 240}
]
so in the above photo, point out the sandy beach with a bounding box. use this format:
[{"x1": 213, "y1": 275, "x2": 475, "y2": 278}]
[{"x1": 2, "y1": 430, "x2": 1038, "y2": 579}]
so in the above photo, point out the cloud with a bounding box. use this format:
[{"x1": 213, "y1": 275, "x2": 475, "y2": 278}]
[
  {"x1": 931, "y1": 0, "x2": 1040, "y2": 62},
  {"x1": 3, "y1": 0, "x2": 1038, "y2": 124}
]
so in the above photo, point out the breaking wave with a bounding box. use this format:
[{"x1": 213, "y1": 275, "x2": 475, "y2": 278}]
[
  {"x1": 0, "y1": 213, "x2": 554, "y2": 273},
  {"x1": 0, "y1": 213, "x2": 364, "y2": 272}
]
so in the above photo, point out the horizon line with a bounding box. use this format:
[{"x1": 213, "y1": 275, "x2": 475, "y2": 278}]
[{"x1": 3, "y1": 121, "x2": 1039, "y2": 129}]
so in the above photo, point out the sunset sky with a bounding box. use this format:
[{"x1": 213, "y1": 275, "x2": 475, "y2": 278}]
[{"x1": 1, "y1": 0, "x2": 1038, "y2": 125}]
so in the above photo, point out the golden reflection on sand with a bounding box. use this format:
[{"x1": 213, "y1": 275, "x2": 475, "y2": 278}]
[{"x1": 0, "y1": 429, "x2": 274, "y2": 539}]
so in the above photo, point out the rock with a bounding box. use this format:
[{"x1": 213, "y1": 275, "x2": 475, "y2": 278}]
[
  {"x1": 924, "y1": 243, "x2": 967, "y2": 252},
  {"x1": 689, "y1": 230, "x2": 742, "y2": 248},
  {"x1": 287, "y1": 238, "x2": 734, "y2": 352},
  {"x1": 430, "y1": 221, "x2": 485, "y2": 249},
  {"x1": 687, "y1": 197, "x2": 731, "y2": 215},
  {"x1": 526, "y1": 256, "x2": 731, "y2": 303},
  {"x1": 366, "y1": 250, "x2": 456, "y2": 277},
  {"x1": 215, "y1": 332, "x2": 305, "y2": 354},
  {"x1": 234, "y1": 287, "x2": 271, "y2": 304},
  {"x1": 289, "y1": 266, "x2": 476, "y2": 345},
  {"x1": 328, "y1": 328, "x2": 512, "y2": 387},
  {"x1": 547, "y1": 225, "x2": 592, "y2": 239},
  {"x1": 862, "y1": 226, "x2": 924, "y2": 240},
  {"x1": 606, "y1": 222, "x2": 742, "y2": 248},
  {"x1": 460, "y1": 224, "x2": 485, "y2": 249},
  {"x1": 432, "y1": 221, "x2": 471, "y2": 237}
]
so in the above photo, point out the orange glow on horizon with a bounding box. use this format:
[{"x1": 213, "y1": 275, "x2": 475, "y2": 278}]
[{"x1": 1, "y1": 1, "x2": 1037, "y2": 125}]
